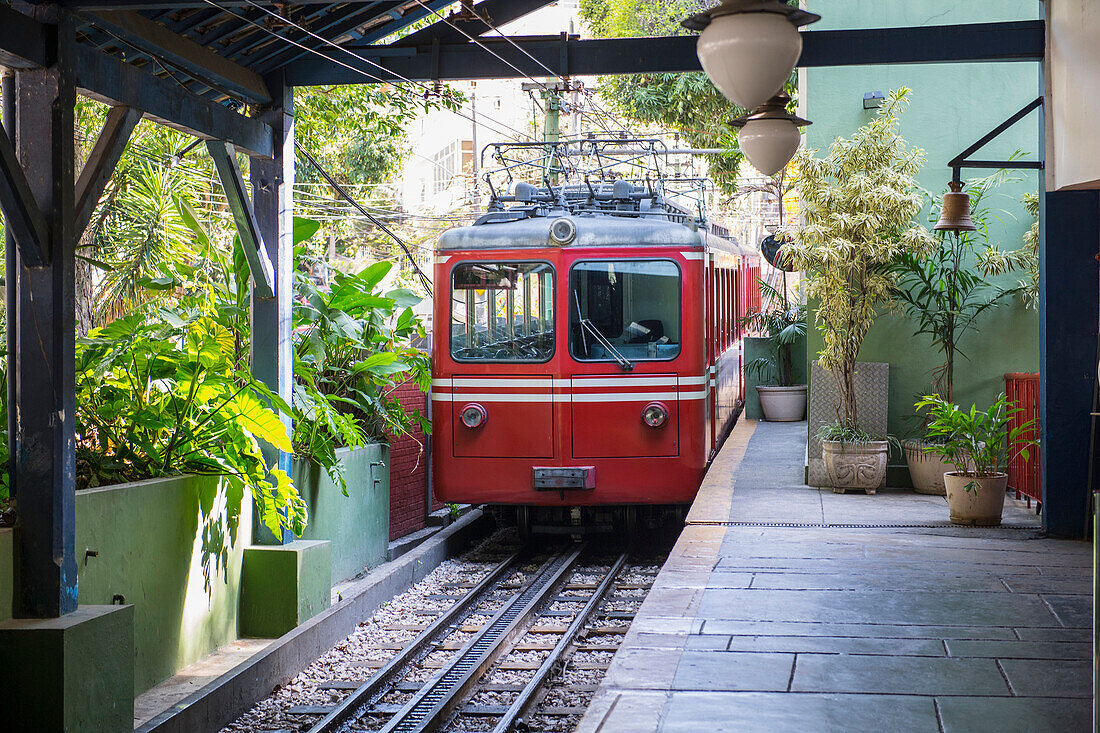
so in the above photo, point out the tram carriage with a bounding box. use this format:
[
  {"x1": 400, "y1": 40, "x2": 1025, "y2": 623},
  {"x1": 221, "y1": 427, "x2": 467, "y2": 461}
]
[{"x1": 431, "y1": 141, "x2": 762, "y2": 521}]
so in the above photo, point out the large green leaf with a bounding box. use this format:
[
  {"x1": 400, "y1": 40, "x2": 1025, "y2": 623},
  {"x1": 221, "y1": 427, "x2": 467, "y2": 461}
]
[{"x1": 231, "y1": 391, "x2": 292, "y2": 453}]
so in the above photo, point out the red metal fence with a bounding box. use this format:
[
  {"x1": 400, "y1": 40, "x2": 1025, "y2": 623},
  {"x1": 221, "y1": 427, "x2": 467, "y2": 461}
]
[{"x1": 1005, "y1": 372, "x2": 1041, "y2": 506}]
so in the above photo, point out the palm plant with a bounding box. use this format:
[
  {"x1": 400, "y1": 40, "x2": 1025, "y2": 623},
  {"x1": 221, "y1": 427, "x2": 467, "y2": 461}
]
[
  {"x1": 740, "y1": 279, "x2": 805, "y2": 387},
  {"x1": 892, "y1": 171, "x2": 1024, "y2": 404}
]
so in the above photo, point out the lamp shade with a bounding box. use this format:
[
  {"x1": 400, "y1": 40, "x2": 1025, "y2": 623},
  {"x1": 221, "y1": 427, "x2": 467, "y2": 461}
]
[
  {"x1": 685, "y1": 1, "x2": 820, "y2": 111},
  {"x1": 730, "y1": 93, "x2": 810, "y2": 176}
]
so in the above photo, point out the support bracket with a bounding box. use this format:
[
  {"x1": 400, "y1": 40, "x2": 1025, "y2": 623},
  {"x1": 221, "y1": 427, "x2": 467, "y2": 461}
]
[
  {"x1": 74, "y1": 105, "x2": 142, "y2": 238},
  {"x1": 0, "y1": 121, "x2": 47, "y2": 266},
  {"x1": 206, "y1": 140, "x2": 274, "y2": 298},
  {"x1": 948, "y1": 97, "x2": 1044, "y2": 181}
]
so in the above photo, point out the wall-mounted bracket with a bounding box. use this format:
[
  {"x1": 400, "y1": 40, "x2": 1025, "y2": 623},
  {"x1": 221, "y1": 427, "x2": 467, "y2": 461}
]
[
  {"x1": 74, "y1": 105, "x2": 142, "y2": 238},
  {"x1": 948, "y1": 96, "x2": 1044, "y2": 182},
  {"x1": 207, "y1": 140, "x2": 274, "y2": 298},
  {"x1": 0, "y1": 119, "x2": 47, "y2": 266}
]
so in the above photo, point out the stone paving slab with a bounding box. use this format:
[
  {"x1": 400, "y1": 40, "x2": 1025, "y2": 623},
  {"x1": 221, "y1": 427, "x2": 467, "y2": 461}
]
[{"x1": 576, "y1": 418, "x2": 1093, "y2": 733}]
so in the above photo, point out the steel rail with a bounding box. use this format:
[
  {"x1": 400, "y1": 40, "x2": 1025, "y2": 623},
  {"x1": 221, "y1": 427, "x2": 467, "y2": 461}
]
[
  {"x1": 306, "y1": 551, "x2": 522, "y2": 733},
  {"x1": 491, "y1": 552, "x2": 629, "y2": 733},
  {"x1": 379, "y1": 545, "x2": 586, "y2": 733}
]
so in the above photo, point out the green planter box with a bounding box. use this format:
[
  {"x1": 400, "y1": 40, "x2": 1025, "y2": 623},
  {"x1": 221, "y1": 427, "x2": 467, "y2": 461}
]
[
  {"x1": 294, "y1": 444, "x2": 390, "y2": 583},
  {"x1": 75, "y1": 474, "x2": 251, "y2": 695}
]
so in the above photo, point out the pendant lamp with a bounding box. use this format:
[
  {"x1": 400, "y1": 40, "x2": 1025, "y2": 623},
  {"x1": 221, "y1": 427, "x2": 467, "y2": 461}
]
[
  {"x1": 683, "y1": 0, "x2": 820, "y2": 111},
  {"x1": 730, "y1": 93, "x2": 810, "y2": 176}
]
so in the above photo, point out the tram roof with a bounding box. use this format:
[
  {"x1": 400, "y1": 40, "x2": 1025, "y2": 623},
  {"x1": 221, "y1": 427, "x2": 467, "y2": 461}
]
[{"x1": 436, "y1": 212, "x2": 750, "y2": 255}]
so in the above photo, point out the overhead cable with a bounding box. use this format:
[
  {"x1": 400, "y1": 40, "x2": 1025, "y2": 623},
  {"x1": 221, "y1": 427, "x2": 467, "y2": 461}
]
[{"x1": 295, "y1": 140, "x2": 433, "y2": 294}]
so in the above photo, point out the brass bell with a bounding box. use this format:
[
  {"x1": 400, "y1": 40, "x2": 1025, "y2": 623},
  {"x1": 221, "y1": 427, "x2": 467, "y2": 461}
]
[{"x1": 934, "y1": 180, "x2": 977, "y2": 232}]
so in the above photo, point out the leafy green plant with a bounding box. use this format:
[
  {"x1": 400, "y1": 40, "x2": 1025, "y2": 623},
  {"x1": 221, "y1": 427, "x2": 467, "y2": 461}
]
[
  {"x1": 915, "y1": 393, "x2": 1036, "y2": 490},
  {"x1": 739, "y1": 279, "x2": 806, "y2": 387},
  {"x1": 817, "y1": 421, "x2": 901, "y2": 456},
  {"x1": 782, "y1": 88, "x2": 935, "y2": 431},
  {"x1": 75, "y1": 308, "x2": 307, "y2": 537},
  {"x1": 292, "y1": 257, "x2": 430, "y2": 494},
  {"x1": 977, "y1": 191, "x2": 1039, "y2": 310},
  {"x1": 893, "y1": 171, "x2": 1024, "y2": 403}
]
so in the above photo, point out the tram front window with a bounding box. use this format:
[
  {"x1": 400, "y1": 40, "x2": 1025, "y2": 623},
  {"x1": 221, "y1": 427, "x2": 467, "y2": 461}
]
[
  {"x1": 569, "y1": 259, "x2": 681, "y2": 363},
  {"x1": 450, "y1": 262, "x2": 555, "y2": 362}
]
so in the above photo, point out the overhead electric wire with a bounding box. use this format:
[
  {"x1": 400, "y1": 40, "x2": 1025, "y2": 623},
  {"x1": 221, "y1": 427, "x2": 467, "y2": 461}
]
[
  {"x1": 295, "y1": 140, "x2": 434, "y2": 294},
  {"x1": 216, "y1": 0, "x2": 534, "y2": 144}
]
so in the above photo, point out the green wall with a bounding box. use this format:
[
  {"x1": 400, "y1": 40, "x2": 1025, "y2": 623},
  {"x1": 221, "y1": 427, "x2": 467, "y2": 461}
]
[
  {"x1": 76, "y1": 474, "x2": 250, "y2": 695},
  {"x1": 295, "y1": 444, "x2": 390, "y2": 583},
  {"x1": 743, "y1": 335, "x2": 808, "y2": 420},
  {"x1": 0, "y1": 448, "x2": 392, "y2": 695},
  {"x1": 803, "y1": 0, "x2": 1042, "y2": 442}
]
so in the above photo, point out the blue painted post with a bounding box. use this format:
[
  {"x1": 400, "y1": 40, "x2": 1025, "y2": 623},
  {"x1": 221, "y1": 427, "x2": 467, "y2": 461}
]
[
  {"x1": 1039, "y1": 189, "x2": 1099, "y2": 538},
  {"x1": 250, "y1": 74, "x2": 294, "y2": 545},
  {"x1": 10, "y1": 30, "x2": 79, "y2": 616}
]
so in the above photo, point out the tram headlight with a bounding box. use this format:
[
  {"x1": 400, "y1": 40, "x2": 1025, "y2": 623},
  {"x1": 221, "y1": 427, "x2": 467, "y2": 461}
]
[
  {"x1": 549, "y1": 217, "x2": 576, "y2": 245},
  {"x1": 460, "y1": 403, "x2": 488, "y2": 429},
  {"x1": 642, "y1": 402, "x2": 669, "y2": 429}
]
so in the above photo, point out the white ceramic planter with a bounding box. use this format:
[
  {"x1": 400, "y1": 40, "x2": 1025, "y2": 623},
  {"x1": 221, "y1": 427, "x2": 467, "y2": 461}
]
[
  {"x1": 757, "y1": 384, "x2": 807, "y2": 422},
  {"x1": 902, "y1": 440, "x2": 952, "y2": 496},
  {"x1": 944, "y1": 472, "x2": 1008, "y2": 526},
  {"x1": 822, "y1": 440, "x2": 888, "y2": 494}
]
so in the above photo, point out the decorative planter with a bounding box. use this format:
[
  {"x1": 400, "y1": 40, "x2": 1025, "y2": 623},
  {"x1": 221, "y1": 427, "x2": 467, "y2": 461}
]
[
  {"x1": 903, "y1": 439, "x2": 952, "y2": 496},
  {"x1": 756, "y1": 384, "x2": 807, "y2": 421},
  {"x1": 822, "y1": 440, "x2": 888, "y2": 494},
  {"x1": 944, "y1": 472, "x2": 1008, "y2": 526}
]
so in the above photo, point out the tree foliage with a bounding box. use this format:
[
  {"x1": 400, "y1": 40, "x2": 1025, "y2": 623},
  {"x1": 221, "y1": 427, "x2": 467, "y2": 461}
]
[{"x1": 781, "y1": 88, "x2": 935, "y2": 432}]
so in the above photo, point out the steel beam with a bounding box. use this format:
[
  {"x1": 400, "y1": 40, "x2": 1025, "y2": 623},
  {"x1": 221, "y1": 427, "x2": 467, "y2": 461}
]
[
  {"x1": 0, "y1": 3, "x2": 53, "y2": 69},
  {"x1": 73, "y1": 44, "x2": 273, "y2": 158},
  {"x1": 74, "y1": 105, "x2": 141, "y2": 238},
  {"x1": 84, "y1": 10, "x2": 272, "y2": 103},
  {"x1": 206, "y1": 140, "x2": 274, "y2": 298},
  {"x1": 284, "y1": 20, "x2": 1045, "y2": 85},
  {"x1": 11, "y1": 24, "x2": 79, "y2": 618},
  {"x1": 1040, "y1": 189, "x2": 1100, "y2": 539},
  {"x1": 0, "y1": 120, "x2": 47, "y2": 266},
  {"x1": 249, "y1": 74, "x2": 294, "y2": 543},
  {"x1": 387, "y1": 0, "x2": 557, "y2": 48}
]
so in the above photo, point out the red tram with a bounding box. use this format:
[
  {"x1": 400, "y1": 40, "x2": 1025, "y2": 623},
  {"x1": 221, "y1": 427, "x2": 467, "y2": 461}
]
[{"x1": 431, "y1": 142, "x2": 762, "y2": 522}]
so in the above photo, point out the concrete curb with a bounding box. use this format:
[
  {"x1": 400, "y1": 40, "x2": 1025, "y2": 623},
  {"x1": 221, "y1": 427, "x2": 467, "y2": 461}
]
[{"x1": 137, "y1": 508, "x2": 493, "y2": 733}]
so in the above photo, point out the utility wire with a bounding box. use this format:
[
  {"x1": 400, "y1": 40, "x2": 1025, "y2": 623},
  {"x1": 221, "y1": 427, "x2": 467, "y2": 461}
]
[
  {"x1": 295, "y1": 141, "x2": 433, "y2": 294},
  {"x1": 221, "y1": 0, "x2": 533, "y2": 143}
]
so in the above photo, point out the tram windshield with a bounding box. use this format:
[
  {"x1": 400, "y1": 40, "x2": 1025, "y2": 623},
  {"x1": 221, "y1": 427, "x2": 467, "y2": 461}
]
[
  {"x1": 569, "y1": 259, "x2": 682, "y2": 363},
  {"x1": 450, "y1": 262, "x2": 555, "y2": 362}
]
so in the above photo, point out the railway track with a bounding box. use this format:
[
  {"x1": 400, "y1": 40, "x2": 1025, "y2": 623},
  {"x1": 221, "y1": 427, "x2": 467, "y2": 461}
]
[{"x1": 225, "y1": 536, "x2": 658, "y2": 733}]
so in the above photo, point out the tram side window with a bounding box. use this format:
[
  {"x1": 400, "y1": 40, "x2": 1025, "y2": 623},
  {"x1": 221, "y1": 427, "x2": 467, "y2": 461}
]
[
  {"x1": 569, "y1": 259, "x2": 682, "y2": 362},
  {"x1": 450, "y1": 262, "x2": 554, "y2": 362}
]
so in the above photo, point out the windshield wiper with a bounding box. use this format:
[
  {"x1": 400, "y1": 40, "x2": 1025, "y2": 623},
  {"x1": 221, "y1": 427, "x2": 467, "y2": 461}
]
[{"x1": 574, "y1": 291, "x2": 634, "y2": 371}]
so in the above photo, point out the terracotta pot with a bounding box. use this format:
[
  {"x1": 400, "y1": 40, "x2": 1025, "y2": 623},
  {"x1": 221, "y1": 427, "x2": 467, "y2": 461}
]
[
  {"x1": 757, "y1": 384, "x2": 807, "y2": 421},
  {"x1": 903, "y1": 440, "x2": 953, "y2": 496},
  {"x1": 822, "y1": 440, "x2": 888, "y2": 493},
  {"x1": 944, "y1": 472, "x2": 1008, "y2": 526}
]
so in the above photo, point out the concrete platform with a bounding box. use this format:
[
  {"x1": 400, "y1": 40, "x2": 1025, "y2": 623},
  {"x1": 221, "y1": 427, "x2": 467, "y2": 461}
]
[{"x1": 578, "y1": 419, "x2": 1092, "y2": 733}]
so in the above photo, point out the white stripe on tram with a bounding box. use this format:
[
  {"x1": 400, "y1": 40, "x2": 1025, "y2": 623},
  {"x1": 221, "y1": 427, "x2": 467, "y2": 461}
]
[
  {"x1": 681, "y1": 252, "x2": 706, "y2": 260},
  {"x1": 431, "y1": 390, "x2": 709, "y2": 403}
]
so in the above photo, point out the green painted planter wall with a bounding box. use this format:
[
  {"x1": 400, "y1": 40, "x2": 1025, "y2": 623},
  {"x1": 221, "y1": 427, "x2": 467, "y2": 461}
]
[
  {"x1": 75, "y1": 474, "x2": 251, "y2": 695},
  {"x1": 803, "y1": 0, "x2": 1041, "y2": 448},
  {"x1": 0, "y1": 446, "x2": 391, "y2": 695},
  {"x1": 743, "y1": 335, "x2": 808, "y2": 420},
  {"x1": 295, "y1": 444, "x2": 390, "y2": 583}
]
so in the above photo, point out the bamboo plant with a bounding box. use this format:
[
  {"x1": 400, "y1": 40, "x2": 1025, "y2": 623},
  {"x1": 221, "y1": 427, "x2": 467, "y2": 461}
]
[{"x1": 781, "y1": 88, "x2": 935, "y2": 436}]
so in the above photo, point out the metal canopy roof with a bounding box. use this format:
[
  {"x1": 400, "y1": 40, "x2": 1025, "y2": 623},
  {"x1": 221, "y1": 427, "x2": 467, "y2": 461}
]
[{"x1": 0, "y1": 1, "x2": 1044, "y2": 159}]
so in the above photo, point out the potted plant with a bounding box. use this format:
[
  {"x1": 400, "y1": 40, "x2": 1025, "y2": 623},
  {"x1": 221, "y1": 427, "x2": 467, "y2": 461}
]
[
  {"x1": 915, "y1": 393, "x2": 1036, "y2": 526},
  {"x1": 740, "y1": 279, "x2": 807, "y2": 421},
  {"x1": 782, "y1": 88, "x2": 935, "y2": 493},
  {"x1": 893, "y1": 171, "x2": 1024, "y2": 494}
]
